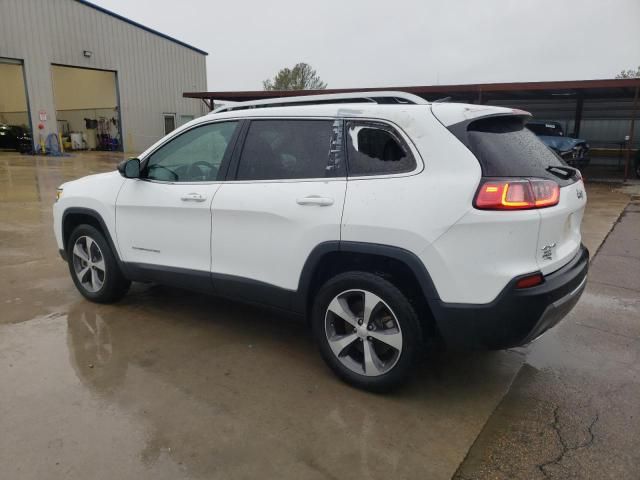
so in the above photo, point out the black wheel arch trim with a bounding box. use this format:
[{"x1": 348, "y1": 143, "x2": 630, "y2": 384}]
[
  {"x1": 295, "y1": 240, "x2": 442, "y2": 314},
  {"x1": 61, "y1": 207, "x2": 128, "y2": 274}
]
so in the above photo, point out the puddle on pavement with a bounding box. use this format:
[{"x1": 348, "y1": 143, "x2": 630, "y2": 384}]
[{"x1": 1, "y1": 288, "x2": 524, "y2": 480}]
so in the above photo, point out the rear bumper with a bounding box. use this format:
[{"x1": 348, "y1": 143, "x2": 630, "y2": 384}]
[{"x1": 433, "y1": 245, "x2": 589, "y2": 349}]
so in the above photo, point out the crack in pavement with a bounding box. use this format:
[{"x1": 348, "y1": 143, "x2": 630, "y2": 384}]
[{"x1": 537, "y1": 405, "x2": 600, "y2": 477}]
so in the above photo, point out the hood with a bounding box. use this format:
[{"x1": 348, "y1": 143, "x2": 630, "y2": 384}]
[
  {"x1": 61, "y1": 170, "x2": 121, "y2": 190},
  {"x1": 537, "y1": 135, "x2": 585, "y2": 152}
]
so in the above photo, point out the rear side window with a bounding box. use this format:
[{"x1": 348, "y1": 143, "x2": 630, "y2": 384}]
[
  {"x1": 464, "y1": 116, "x2": 576, "y2": 186},
  {"x1": 346, "y1": 121, "x2": 416, "y2": 176},
  {"x1": 236, "y1": 119, "x2": 341, "y2": 180}
]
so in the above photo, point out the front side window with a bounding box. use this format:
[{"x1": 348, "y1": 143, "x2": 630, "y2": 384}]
[
  {"x1": 236, "y1": 119, "x2": 340, "y2": 181},
  {"x1": 346, "y1": 121, "x2": 415, "y2": 176},
  {"x1": 144, "y1": 121, "x2": 238, "y2": 182}
]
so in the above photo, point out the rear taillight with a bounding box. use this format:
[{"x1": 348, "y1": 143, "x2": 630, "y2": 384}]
[{"x1": 474, "y1": 178, "x2": 560, "y2": 210}]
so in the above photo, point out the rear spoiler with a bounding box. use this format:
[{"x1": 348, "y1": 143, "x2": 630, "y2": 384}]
[{"x1": 431, "y1": 103, "x2": 531, "y2": 127}]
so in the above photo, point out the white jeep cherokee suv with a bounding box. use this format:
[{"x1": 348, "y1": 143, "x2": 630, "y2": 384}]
[{"x1": 54, "y1": 92, "x2": 589, "y2": 391}]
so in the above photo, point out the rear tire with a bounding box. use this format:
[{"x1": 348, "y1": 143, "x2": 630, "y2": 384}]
[
  {"x1": 311, "y1": 271, "x2": 422, "y2": 392},
  {"x1": 67, "y1": 225, "x2": 130, "y2": 303}
]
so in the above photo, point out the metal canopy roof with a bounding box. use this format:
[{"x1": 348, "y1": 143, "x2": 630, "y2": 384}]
[
  {"x1": 76, "y1": 0, "x2": 208, "y2": 55},
  {"x1": 184, "y1": 78, "x2": 640, "y2": 105}
]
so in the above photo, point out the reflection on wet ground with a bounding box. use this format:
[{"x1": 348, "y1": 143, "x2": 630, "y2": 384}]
[
  {"x1": 3, "y1": 287, "x2": 524, "y2": 479},
  {"x1": 0, "y1": 151, "x2": 634, "y2": 479}
]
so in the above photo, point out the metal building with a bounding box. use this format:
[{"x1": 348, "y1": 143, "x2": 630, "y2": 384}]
[{"x1": 0, "y1": 0, "x2": 207, "y2": 153}]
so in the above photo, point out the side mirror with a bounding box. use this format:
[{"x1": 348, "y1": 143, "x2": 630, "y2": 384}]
[{"x1": 118, "y1": 158, "x2": 140, "y2": 178}]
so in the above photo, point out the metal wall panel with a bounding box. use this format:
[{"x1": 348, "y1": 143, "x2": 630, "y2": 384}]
[
  {"x1": 0, "y1": 0, "x2": 207, "y2": 152},
  {"x1": 490, "y1": 98, "x2": 640, "y2": 146}
]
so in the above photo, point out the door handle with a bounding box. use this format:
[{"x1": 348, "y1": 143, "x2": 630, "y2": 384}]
[
  {"x1": 181, "y1": 193, "x2": 207, "y2": 202},
  {"x1": 296, "y1": 195, "x2": 334, "y2": 206}
]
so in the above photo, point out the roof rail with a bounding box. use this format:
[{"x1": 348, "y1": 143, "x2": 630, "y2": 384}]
[{"x1": 212, "y1": 91, "x2": 429, "y2": 113}]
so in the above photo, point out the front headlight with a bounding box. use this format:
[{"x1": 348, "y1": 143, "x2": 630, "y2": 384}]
[{"x1": 55, "y1": 188, "x2": 63, "y2": 202}]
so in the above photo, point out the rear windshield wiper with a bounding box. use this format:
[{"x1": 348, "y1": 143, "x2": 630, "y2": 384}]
[{"x1": 546, "y1": 165, "x2": 577, "y2": 180}]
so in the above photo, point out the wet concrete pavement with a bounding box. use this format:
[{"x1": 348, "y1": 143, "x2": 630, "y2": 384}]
[
  {"x1": 0, "y1": 151, "x2": 637, "y2": 479},
  {"x1": 455, "y1": 200, "x2": 640, "y2": 479}
]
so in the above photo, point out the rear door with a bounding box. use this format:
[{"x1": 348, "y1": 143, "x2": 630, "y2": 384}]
[
  {"x1": 210, "y1": 118, "x2": 346, "y2": 303},
  {"x1": 437, "y1": 108, "x2": 587, "y2": 274}
]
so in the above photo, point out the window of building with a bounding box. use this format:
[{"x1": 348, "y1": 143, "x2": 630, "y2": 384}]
[
  {"x1": 180, "y1": 115, "x2": 195, "y2": 126},
  {"x1": 163, "y1": 114, "x2": 176, "y2": 135}
]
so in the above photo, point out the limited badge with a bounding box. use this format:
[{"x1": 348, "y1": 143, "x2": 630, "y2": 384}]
[{"x1": 541, "y1": 243, "x2": 556, "y2": 261}]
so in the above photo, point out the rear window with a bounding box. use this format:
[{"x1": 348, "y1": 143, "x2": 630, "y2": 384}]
[{"x1": 463, "y1": 116, "x2": 576, "y2": 186}]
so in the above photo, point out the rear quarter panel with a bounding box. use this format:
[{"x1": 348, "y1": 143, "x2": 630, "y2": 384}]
[
  {"x1": 421, "y1": 208, "x2": 541, "y2": 303},
  {"x1": 341, "y1": 107, "x2": 482, "y2": 288},
  {"x1": 536, "y1": 180, "x2": 586, "y2": 274}
]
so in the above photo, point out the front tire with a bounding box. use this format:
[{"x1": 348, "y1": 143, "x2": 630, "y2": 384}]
[
  {"x1": 67, "y1": 225, "x2": 130, "y2": 303},
  {"x1": 311, "y1": 271, "x2": 422, "y2": 392}
]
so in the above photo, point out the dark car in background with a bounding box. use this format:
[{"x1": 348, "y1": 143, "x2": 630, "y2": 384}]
[
  {"x1": 526, "y1": 120, "x2": 590, "y2": 168},
  {"x1": 0, "y1": 124, "x2": 32, "y2": 153}
]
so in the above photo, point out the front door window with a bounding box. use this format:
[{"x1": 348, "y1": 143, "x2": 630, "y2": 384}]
[{"x1": 145, "y1": 121, "x2": 238, "y2": 182}]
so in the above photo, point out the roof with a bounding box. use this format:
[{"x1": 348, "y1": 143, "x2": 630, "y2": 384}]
[
  {"x1": 185, "y1": 78, "x2": 640, "y2": 103},
  {"x1": 76, "y1": 0, "x2": 208, "y2": 55}
]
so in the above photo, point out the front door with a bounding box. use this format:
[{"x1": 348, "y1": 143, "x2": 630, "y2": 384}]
[
  {"x1": 116, "y1": 120, "x2": 239, "y2": 272},
  {"x1": 211, "y1": 119, "x2": 346, "y2": 300}
]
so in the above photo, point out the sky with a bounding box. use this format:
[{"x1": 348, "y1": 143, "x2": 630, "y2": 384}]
[{"x1": 92, "y1": 0, "x2": 640, "y2": 92}]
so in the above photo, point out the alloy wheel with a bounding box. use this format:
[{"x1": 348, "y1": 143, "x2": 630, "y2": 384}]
[
  {"x1": 324, "y1": 289, "x2": 403, "y2": 376},
  {"x1": 72, "y1": 236, "x2": 106, "y2": 293}
]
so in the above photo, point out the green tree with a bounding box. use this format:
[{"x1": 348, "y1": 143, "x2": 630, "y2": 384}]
[
  {"x1": 263, "y1": 63, "x2": 327, "y2": 91},
  {"x1": 616, "y1": 65, "x2": 640, "y2": 79}
]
